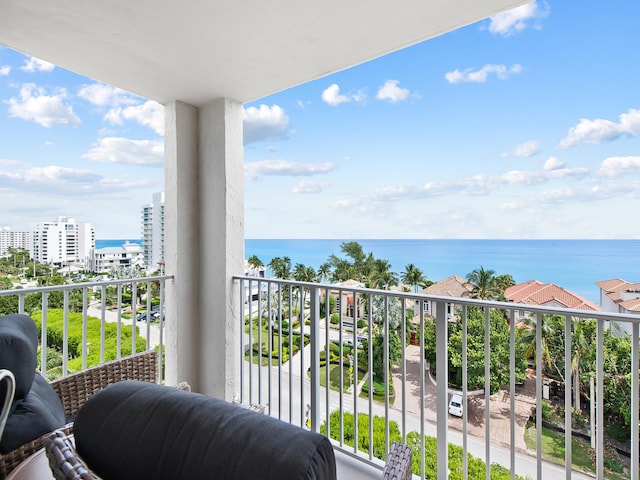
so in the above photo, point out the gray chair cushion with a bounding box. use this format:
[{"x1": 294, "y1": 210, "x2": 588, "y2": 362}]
[
  {"x1": 74, "y1": 380, "x2": 336, "y2": 480},
  {"x1": 0, "y1": 314, "x2": 38, "y2": 400},
  {"x1": 0, "y1": 373, "x2": 67, "y2": 453}
]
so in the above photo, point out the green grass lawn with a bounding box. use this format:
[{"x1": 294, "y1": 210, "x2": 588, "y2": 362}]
[
  {"x1": 319, "y1": 364, "x2": 365, "y2": 391},
  {"x1": 524, "y1": 425, "x2": 628, "y2": 479},
  {"x1": 243, "y1": 320, "x2": 307, "y2": 366}
]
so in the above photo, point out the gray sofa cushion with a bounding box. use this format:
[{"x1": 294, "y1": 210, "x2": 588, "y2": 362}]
[{"x1": 74, "y1": 380, "x2": 336, "y2": 480}]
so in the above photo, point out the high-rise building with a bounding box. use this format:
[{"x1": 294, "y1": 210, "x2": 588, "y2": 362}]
[
  {"x1": 31, "y1": 216, "x2": 95, "y2": 267},
  {"x1": 0, "y1": 227, "x2": 32, "y2": 256},
  {"x1": 141, "y1": 192, "x2": 165, "y2": 271}
]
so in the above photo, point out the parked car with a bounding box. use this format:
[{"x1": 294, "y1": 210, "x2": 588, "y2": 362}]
[{"x1": 448, "y1": 393, "x2": 463, "y2": 417}]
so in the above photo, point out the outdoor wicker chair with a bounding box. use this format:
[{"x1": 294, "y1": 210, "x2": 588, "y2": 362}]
[
  {"x1": 381, "y1": 442, "x2": 413, "y2": 480},
  {"x1": 0, "y1": 350, "x2": 158, "y2": 479}
]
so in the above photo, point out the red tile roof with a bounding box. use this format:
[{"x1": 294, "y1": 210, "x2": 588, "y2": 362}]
[
  {"x1": 420, "y1": 275, "x2": 473, "y2": 298},
  {"x1": 596, "y1": 278, "x2": 640, "y2": 312},
  {"x1": 596, "y1": 278, "x2": 631, "y2": 292},
  {"x1": 620, "y1": 297, "x2": 640, "y2": 312},
  {"x1": 505, "y1": 280, "x2": 600, "y2": 311}
]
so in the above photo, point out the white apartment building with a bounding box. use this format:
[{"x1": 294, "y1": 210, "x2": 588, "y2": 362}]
[
  {"x1": 0, "y1": 227, "x2": 32, "y2": 256},
  {"x1": 90, "y1": 241, "x2": 144, "y2": 273},
  {"x1": 31, "y1": 217, "x2": 95, "y2": 267},
  {"x1": 141, "y1": 192, "x2": 165, "y2": 271}
]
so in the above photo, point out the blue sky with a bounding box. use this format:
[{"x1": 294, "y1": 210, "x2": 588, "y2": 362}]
[{"x1": 1, "y1": 1, "x2": 639, "y2": 239}]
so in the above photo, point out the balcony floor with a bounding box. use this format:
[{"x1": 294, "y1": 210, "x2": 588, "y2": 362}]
[{"x1": 335, "y1": 449, "x2": 384, "y2": 480}]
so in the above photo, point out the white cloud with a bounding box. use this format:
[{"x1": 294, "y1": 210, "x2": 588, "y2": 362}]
[
  {"x1": 83, "y1": 137, "x2": 164, "y2": 167},
  {"x1": 376, "y1": 80, "x2": 410, "y2": 103},
  {"x1": 559, "y1": 108, "x2": 640, "y2": 148},
  {"x1": 543, "y1": 156, "x2": 565, "y2": 170},
  {"x1": 322, "y1": 84, "x2": 351, "y2": 107},
  {"x1": 105, "y1": 101, "x2": 165, "y2": 135},
  {"x1": 292, "y1": 180, "x2": 331, "y2": 194},
  {"x1": 6, "y1": 83, "x2": 81, "y2": 127},
  {"x1": 501, "y1": 140, "x2": 540, "y2": 158},
  {"x1": 243, "y1": 104, "x2": 289, "y2": 144},
  {"x1": 0, "y1": 164, "x2": 152, "y2": 196},
  {"x1": 445, "y1": 64, "x2": 522, "y2": 84},
  {"x1": 488, "y1": 1, "x2": 549, "y2": 37},
  {"x1": 598, "y1": 156, "x2": 640, "y2": 177},
  {"x1": 0, "y1": 166, "x2": 99, "y2": 193},
  {"x1": 78, "y1": 83, "x2": 136, "y2": 107},
  {"x1": 0, "y1": 66, "x2": 10, "y2": 76},
  {"x1": 245, "y1": 159, "x2": 336, "y2": 180},
  {"x1": 20, "y1": 57, "x2": 55, "y2": 72},
  {"x1": 357, "y1": 165, "x2": 589, "y2": 203}
]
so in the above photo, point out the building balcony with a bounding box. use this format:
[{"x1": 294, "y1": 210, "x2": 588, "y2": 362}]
[{"x1": 1, "y1": 276, "x2": 638, "y2": 479}]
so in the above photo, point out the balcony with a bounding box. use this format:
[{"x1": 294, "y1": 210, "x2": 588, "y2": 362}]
[{"x1": 1, "y1": 276, "x2": 638, "y2": 479}]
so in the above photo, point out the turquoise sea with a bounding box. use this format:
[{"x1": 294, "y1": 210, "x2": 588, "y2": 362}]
[{"x1": 97, "y1": 239, "x2": 640, "y2": 305}]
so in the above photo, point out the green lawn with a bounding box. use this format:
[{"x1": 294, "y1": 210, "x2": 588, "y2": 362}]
[
  {"x1": 319, "y1": 364, "x2": 365, "y2": 391},
  {"x1": 524, "y1": 425, "x2": 628, "y2": 479},
  {"x1": 243, "y1": 320, "x2": 308, "y2": 366}
]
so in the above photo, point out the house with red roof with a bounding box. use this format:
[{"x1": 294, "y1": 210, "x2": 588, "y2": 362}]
[
  {"x1": 595, "y1": 278, "x2": 640, "y2": 336},
  {"x1": 505, "y1": 280, "x2": 600, "y2": 322},
  {"x1": 414, "y1": 275, "x2": 474, "y2": 320}
]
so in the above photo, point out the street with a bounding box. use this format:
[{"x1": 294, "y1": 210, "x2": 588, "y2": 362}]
[{"x1": 242, "y1": 321, "x2": 594, "y2": 480}]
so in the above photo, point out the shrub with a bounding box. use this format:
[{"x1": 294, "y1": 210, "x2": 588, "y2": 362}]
[{"x1": 31, "y1": 309, "x2": 147, "y2": 376}]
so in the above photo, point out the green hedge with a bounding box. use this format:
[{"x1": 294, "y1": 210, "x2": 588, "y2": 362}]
[
  {"x1": 321, "y1": 411, "x2": 526, "y2": 480},
  {"x1": 31, "y1": 309, "x2": 147, "y2": 374}
]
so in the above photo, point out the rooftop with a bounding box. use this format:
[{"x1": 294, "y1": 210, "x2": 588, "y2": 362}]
[{"x1": 505, "y1": 280, "x2": 600, "y2": 311}]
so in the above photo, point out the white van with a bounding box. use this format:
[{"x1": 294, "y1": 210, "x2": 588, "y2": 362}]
[{"x1": 448, "y1": 393, "x2": 463, "y2": 417}]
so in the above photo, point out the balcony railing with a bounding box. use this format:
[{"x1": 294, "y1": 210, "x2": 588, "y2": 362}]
[
  {"x1": 0, "y1": 276, "x2": 169, "y2": 382},
  {"x1": 234, "y1": 276, "x2": 639, "y2": 480},
  {"x1": 2, "y1": 275, "x2": 638, "y2": 479}
]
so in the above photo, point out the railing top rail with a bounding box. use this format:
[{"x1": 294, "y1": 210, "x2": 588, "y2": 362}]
[
  {"x1": 233, "y1": 275, "x2": 640, "y2": 325},
  {"x1": 0, "y1": 275, "x2": 174, "y2": 296}
]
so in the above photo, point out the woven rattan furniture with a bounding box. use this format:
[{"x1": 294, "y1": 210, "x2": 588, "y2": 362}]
[
  {"x1": 381, "y1": 442, "x2": 413, "y2": 480},
  {"x1": 0, "y1": 350, "x2": 158, "y2": 479}
]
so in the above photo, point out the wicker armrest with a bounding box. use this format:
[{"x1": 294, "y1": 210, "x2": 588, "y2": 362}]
[
  {"x1": 0, "y1": 423, "x2": 74, "y2": 479},
  {"x1": 44, "y1": 429, "x2": 99, "y2": 480},
  {"x1": 51, "y1": 350, "x2": 158, "y2": 418},
  {"x1": 382, "y1": 442, "x2": 413, "y2": 480}
]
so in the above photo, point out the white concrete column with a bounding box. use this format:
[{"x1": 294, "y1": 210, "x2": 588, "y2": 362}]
[
  {"x1": 198, "y1": 98, "x2": 243, "y2": 400},
  {"x1": 164, "y1": 101, "x2": 201, "y2": 391},
  {"x1": 164, "y1": 98, "x2": 243, "y2": 401}
]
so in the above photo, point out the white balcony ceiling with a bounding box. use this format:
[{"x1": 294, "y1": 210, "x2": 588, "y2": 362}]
[{"x1": 0, "y1": 0, "x2": 528, "y2": 106}]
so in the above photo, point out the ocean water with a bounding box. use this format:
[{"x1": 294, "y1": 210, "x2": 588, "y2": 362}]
[
  {"x1": 98, "y1": 238, "x2": 640, "y2": 304},
  {"x1": 245, "y1": 239, "x2": 640, "y2": 304}
]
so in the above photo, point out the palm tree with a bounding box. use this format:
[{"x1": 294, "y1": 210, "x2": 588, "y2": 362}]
[
  {"x1": 519, "y1": 315, "x2": 565, "y2": 381},
  {"x1": 401, "y1": 263, "x2": 426, "y2": 293},
  {"x1": 571, "y1": 318, "x2": 592, "y2": 411},
  {"x1": 494, "y1": 273, "x2": 515, "y2": 300},
  {"x1": 317, "y1": 262, "x2": 331, "y2": 284},
  {"x1": 247, "y1": 255, "x2": 264, "y2": 270},
  {"x1": 465, "y1": 266, "x2": 499, "y2": 300},
  {"x1": 268, "y1": 256, "x2": 292, "y2": 279},
  {"x1": 293, "y1": 264, "x2": 317, "y2": 319},
  {"x1": 369, "y1": 270, "x2": 398, "y2": 290}
]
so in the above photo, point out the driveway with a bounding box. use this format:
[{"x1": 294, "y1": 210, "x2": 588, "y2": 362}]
[{"x1": 391, "y1": 344, "x2": 536, "y2": 452}]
